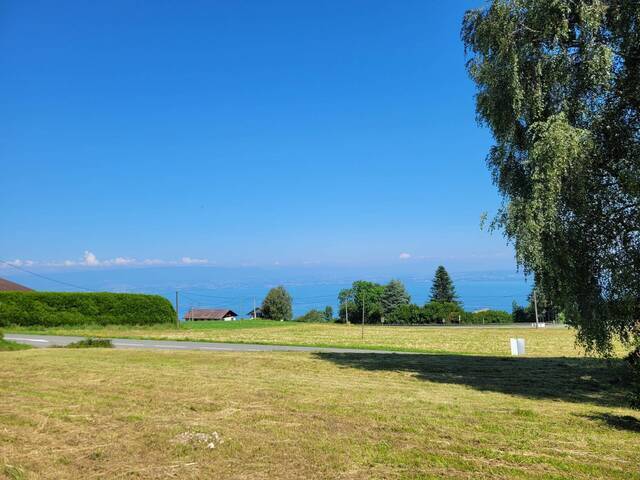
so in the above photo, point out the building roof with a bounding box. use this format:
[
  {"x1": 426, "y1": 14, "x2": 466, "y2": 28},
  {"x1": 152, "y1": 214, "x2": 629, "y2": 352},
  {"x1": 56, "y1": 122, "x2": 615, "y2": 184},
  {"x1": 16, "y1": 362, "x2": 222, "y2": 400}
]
[
  {"x1": 184, "y1": 308, "x2": 238, "y2": 320},
  {"x1": 0, "y1": 277, "x2": 33, "y2": 292}
]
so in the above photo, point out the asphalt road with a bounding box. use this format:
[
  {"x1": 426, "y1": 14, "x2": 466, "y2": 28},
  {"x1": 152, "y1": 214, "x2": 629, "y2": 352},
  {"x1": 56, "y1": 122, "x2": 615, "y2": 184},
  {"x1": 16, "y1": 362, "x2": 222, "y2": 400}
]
[{"x1": 4, "y1": 333, "x2": 409, "y2": 354}]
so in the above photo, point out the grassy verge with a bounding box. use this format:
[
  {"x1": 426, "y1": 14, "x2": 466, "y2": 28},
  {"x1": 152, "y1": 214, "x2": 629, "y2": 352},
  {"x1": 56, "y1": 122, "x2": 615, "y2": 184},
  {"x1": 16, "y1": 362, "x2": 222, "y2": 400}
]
[
  {"x1": 65, "y1": 338, "x2": 113, "y2": 349},
  {"x1": 0, "y1": 338, "x2": 30, "y2": 352},
  {"x1": 0, "y1": 348, "x2": 638, "y2": 479},
  {"x1": 3, "y1": 321, "x2": 596, "y2": 357},
  {"x1": 0, "y1": 333, "x2": 30, "y2": 352}
]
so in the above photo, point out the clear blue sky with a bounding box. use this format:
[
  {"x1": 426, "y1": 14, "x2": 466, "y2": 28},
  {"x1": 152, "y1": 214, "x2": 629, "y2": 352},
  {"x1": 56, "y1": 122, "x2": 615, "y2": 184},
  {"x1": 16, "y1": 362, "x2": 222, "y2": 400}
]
[{"x1": 1, "y1": 0, "x2": 513, "y2": 270}]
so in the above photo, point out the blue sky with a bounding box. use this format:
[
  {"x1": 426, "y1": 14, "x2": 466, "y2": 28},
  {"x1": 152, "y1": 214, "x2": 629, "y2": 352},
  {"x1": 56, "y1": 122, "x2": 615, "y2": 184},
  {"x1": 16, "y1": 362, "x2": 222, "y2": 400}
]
[{"x1": 1, "y1": 0, "x2": 512, "y2": 271}]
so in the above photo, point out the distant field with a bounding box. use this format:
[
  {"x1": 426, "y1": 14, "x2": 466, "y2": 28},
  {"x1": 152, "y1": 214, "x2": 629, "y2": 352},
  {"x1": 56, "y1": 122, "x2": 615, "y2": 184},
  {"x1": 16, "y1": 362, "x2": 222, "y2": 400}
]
[
  {"x1": 2, "y1": 320, "x2": 597, "y2": 357},
  {"x1": 1, "y1": 348, "x2": 638, "y2": 479}
]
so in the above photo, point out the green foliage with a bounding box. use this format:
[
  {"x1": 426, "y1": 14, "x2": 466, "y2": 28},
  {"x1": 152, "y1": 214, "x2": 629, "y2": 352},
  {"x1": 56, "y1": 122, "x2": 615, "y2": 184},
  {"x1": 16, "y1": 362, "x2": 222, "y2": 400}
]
[
  {"x1": 0, "y1": 292, "x2": 176, "y2": 327},
  {"x1": 337, "y1": 277, "x2": 510, "y2": 325},
  {"x1": 65, "y1": 338, "x2": 113, "y2": 348},
  {"x1": 323, "y1": 306, "x2": 333, "y2": 322},
  {"x1": 387, "y1": 304, "x2": 424, "y2": 324},
  {"x1": 381, "y1": 279, "x2": 411, "y2": 318},
  {"x1": 337, "y1": 278, "x2": 511, "y2": 326},
  {"x1": 512, "y1": 302, "x2": 532, "y2": 323},
  {"x1": 512, "y1": 288, "x2": 563, "y2": 323},
  {"x1": 338, "y1": 280, "x2": 385, "y2": 324},
  {"x1": 422, "y1": 301, "x2": 465, "y2": 324},
  {"x1": 462, "y1": 0, "x2": 640, "y2": 355},
  {"x1": 466, "y1": 310, "x2": 512, "y2": 324},
  {"x1": 261, "y1": 286, "x2": 293, "y2": 321},
  {"x1": 295, "y1": 309, "x2": 325, "y2": 323},
  {"x1": 386, "y1": 302, "x2": 511, "y2": 325},
  {"x1": 430, "y1": 266, "x2": 458, "y2": 304}
]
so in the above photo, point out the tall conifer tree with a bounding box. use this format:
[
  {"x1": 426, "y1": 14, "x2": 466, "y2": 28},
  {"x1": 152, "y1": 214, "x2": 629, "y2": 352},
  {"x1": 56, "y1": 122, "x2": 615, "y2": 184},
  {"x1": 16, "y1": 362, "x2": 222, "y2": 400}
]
[{"x1": 430, "y1": 266, "x2": 458, "y2": 304}]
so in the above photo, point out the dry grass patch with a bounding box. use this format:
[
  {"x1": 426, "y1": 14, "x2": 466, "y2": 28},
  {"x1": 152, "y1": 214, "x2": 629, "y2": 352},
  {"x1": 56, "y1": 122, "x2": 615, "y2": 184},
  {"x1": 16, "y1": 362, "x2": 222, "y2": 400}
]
[{"x1": 1, "y1": 348, "x2": 639, "y2": 479}]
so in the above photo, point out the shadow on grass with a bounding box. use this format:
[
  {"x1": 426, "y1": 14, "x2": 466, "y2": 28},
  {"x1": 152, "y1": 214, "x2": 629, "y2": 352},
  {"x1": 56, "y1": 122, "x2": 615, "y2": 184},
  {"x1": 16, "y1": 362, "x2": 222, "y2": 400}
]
[
  {"x1": 315, "y1": 352, "x2": 633, "y2": 408},
  {"x1": 579, "y1": 413, "x2": 640, "y2": 432}
]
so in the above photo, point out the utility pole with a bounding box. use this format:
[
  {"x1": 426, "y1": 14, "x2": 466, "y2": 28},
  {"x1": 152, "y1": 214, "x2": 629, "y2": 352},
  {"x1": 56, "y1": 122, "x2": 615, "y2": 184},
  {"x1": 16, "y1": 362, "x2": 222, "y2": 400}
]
[
  {"x1": 533, "y1": 289, "x2": 540, "y2": 328},
  {"x1": 253, "y1": 297, "x2": 256, "y2": 319},
  {"x1": 361, "y1": 294, "x2": 365, "y2": 340},
  {"x1": 345, "y1": 299, "x2": 349, "y2": 324},
  {"x1": 175, "y1": 291, "x2": 180, "y2": 327}
]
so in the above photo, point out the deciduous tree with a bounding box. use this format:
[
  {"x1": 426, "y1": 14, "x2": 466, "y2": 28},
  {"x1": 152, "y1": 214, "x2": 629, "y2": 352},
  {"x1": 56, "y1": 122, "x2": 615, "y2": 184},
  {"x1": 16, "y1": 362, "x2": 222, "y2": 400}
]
[
  {"x1": 462, "y1": 0, "x2": 640, "y2": 355},
  {"x1": 261, "y1": 286, "x2": 292, "y2": 321}
]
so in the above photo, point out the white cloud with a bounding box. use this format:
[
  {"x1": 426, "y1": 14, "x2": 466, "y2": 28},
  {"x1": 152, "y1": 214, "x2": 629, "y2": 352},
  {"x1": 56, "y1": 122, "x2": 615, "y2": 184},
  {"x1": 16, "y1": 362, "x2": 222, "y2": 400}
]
[
  {"x1": 83, "y1": 251, "x2": 100, "y2": 266},
  {"x1": 142, "y1": 258, "x2": 166, "y2": 265},
  {"x1": 112, "y1": 257, "x2": 135, "y2": 266},
  {"x1": 399, "y1": 252, "x2": 412, "y2": 260},
  {"x1": 180, "y1": 257, "x2": 209, "y2": 265},
  {"x1": 2, "y1": 252, "x2": 213, "y2": 269}
]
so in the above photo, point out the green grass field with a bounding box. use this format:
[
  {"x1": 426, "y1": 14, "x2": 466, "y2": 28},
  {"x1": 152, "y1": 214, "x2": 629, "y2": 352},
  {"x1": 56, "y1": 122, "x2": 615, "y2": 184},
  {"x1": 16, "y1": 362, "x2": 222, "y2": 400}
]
[
  {"x1": 3, "y1": 320, "x2": 606, "y2": 357},
  {"x1": 1, "y1": 347, "x2": 639, "y2": 479},
  {"x1": 2, "y1": 323, "x2": 637, "y2": 478}
]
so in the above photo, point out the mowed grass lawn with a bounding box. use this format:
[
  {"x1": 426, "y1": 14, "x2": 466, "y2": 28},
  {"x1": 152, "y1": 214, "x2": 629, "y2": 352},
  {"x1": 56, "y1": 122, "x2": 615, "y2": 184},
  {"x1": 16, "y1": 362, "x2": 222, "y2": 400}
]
[
  {"x1": 4, "y1": 321, "x2": 600, "y2": 357},
  {"x1": 1, "y1": 347, "x2": 639, "y2": 479}
]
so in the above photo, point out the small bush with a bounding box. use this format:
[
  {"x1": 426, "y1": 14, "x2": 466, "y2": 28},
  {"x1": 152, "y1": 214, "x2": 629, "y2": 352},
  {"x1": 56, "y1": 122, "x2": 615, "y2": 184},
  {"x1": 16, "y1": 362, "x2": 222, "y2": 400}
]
[
  {"x1": 466, "y1": 310, "x2": 512, "y2": 324},
  {"x1": 66, "y1": 338, "x2": 113, "y2": 349},
  {"x1": 422, "y1": 301, "x2": 465, "y2": 324},
  {"x1": 0, "y1": 292, "x2": 176, "y2": 327},
  {"x1": 387, "y1": 304, "x2": 424, "y2": 324},
  {"x1": 295, "y1": 309, "x2": 325, "y2": 323}
]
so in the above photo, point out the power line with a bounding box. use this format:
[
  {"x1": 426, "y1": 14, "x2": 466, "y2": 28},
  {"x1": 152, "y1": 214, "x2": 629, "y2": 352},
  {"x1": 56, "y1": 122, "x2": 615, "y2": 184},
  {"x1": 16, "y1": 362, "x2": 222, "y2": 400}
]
[
  {"x1": 0, "y1": 259, "x2": 93, "y2": 292},
  {"x1": 290, "y1": 293, "x2": 337, "y2": 300},
  {"x1": 179, "y1": 290, "x2": 253, "y2": 301}
]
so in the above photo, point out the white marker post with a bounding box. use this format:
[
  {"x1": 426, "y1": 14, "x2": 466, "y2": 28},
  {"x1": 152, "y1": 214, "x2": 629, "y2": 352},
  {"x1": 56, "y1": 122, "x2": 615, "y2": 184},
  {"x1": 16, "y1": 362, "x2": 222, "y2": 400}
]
[{"x1": 510, "y1": 338, "x2": 526, "y2": 355}]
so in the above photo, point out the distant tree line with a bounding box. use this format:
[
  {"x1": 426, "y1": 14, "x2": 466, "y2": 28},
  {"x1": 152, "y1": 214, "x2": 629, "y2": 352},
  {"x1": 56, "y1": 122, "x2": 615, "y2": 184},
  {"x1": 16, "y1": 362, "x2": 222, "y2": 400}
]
[
  {"x1": 258, "y1": 266, "x2": 556, "y2": 325},
  {"x1": 336, "y1": 266, "x2": 511, "y2": 325}
]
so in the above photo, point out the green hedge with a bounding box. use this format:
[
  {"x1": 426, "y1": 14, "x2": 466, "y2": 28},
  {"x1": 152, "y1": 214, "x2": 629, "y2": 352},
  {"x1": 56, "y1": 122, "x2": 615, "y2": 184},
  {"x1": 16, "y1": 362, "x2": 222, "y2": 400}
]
[
  {"x1": 386, "y1": 303, "x2": 512, "y2": 325},
  {"x1": 463, "y1": 309, "x2": 512, "y2": 324},
  {"x1": 0, "y1": 292, "x2": 176, "y2": 327}
]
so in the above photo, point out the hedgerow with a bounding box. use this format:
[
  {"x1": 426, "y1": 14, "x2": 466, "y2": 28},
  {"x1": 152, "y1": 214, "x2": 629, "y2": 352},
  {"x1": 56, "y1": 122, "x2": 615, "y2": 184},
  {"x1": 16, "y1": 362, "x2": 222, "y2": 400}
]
[
  {"x1": 0, "y1": 292, "x2": 176, "y2": 327},
  {"x1": 385, "y1": 303, "x2": 512, "y2": 325}
]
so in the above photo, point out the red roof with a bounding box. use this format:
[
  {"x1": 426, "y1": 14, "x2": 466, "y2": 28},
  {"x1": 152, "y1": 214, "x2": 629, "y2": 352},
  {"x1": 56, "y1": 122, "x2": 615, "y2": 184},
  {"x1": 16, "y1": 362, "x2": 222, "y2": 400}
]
[
  {"x1": 184, "y1": 308, "x2": 238, "y2": 320},
  {"x1": 0, "y1": 277, "x2": 33, "y2": 292}
]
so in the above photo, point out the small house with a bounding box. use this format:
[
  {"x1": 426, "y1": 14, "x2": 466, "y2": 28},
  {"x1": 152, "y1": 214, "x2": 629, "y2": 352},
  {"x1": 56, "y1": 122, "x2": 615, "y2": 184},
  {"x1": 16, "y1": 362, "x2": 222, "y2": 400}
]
[
  {"x1": 184, "y1": 308, "x2": 238, "y2": 321},
  {"x1": 246, "y1": 307, "x2": 263, "y2": 318}
]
